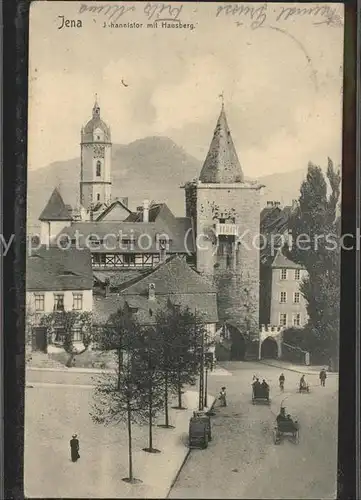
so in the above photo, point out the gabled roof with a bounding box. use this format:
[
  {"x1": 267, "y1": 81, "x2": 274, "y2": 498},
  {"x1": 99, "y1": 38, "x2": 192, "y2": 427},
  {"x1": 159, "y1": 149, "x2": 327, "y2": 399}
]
[
  {"x1": 27, "y1": 246, "x2": 93, "y2": 291},
  {"x1": 58, "y1": 216, "x2": 195, "y2": 254},
  {"x1": 271, "y1": 249, "x2": 303, "y2": 269},
  {"x1": 95, "y1": 199, "x2": 132, "y2": 221},
  {"x1": 39, "y1": 188, "x2": 73, "y2": 221},
  {"x1": 121, "y1": 255, "x2": 217, "y2": 295},
  {"x1": 92, "y1": 256, "x2": 218, "y2": 325},
  {"x1": 199, "y1": 105, "x2": 244, "y2": 184},
  {"x1": 93, "y1": 269, "x2": 153, "y2": 288}
]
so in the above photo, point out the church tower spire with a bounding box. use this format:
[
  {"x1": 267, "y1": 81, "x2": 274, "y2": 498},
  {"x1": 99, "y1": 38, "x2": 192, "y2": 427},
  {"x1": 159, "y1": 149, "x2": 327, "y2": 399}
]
[
  {"x1": 80, "y1": 96, "x2": 112, "y2": 211},
  {"x1": 92, "y1": 93, "x2": 100, "y2": 119}
]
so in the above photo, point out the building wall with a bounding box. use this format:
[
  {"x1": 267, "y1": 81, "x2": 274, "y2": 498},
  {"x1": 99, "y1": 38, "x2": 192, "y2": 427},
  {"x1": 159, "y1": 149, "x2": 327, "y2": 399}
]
[
  {"x1": 259, "y1": 263, "x2": 272, "y2": 325},
  {"x1": 270, "y1": 268, "x2": 308, "y2": 327},
  {"x1": 40, "y1": 220, "x2": 70, "y2": 245},
  {"x1": 26, "y1": 289, "x2": 93, "y2": 316},
  {"x1": 80, "y1": 141, "x2": 112, "y2": 208},
  {"x1": 192, "y1": 183, "x2": 261, "y2": 339}
]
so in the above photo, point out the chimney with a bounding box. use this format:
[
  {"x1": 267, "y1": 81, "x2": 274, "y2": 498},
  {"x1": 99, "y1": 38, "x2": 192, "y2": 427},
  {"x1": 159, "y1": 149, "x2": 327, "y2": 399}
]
[
  {"x1": 143, "y1": 199, "x2": 150, "y2": 223},
  {"x1": 274, "y1": 201, "x2": 281, "y2": 207},
  {"x1": 148, "y1": 283, "x2": 156, "y2": 300},
  {"x1": 266, "y1": 201, "x2": 274, "y2": 207}
]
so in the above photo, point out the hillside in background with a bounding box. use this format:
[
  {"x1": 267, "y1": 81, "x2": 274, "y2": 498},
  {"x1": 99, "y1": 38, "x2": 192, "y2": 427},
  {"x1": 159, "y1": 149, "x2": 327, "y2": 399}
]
[{"x1": 28, "y1": 136, "x2": 307, "y2": 231}]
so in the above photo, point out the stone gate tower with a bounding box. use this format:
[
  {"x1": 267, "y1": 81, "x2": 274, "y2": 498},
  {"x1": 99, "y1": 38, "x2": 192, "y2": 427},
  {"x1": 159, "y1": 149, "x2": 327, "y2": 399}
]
[
  {"x1": 80, "y1": 96, "x2": 112, "y2": 210},
  {"x1": 184, "y1": 102, "x2": 263, "y2": 357}
]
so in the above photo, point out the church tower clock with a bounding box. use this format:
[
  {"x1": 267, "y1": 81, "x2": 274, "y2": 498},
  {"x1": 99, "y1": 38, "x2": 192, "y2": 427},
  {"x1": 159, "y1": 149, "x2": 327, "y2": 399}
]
[{"x1": 80, "y1": 96, "x2": 112, "y2": 211}]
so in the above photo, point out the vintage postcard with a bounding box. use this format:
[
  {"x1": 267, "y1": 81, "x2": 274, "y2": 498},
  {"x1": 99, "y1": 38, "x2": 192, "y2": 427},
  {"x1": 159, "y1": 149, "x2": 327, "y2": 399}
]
[{"x1": 26, "y1": 1, "x2": 344, "y2": 498}]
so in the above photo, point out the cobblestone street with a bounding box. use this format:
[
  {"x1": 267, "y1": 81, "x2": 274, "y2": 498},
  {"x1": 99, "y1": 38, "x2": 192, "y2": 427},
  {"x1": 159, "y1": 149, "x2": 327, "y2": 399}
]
[{"x1": 169, "y1": 362, "x2": 338, "y2": 499}]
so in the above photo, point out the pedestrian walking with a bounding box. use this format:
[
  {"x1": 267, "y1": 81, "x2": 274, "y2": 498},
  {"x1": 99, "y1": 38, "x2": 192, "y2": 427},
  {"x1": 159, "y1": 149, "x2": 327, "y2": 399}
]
[
  {"x1": 279, "y1": 373, "x2": 285, "y2": 391},
  {"x1": 319, "y1": 368, "x2": 327, "y2": 387},
  {"x1": 219, "y1": 386, "x2": 227, "y2": 407},
  {"x1": 70, "y1": 434, "x2": 80, "y2": 462}
]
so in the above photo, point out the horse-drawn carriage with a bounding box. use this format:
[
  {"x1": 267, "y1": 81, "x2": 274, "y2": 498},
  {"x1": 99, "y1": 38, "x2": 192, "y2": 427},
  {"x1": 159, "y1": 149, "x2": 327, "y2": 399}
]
[
  {"x1": 273, "y1": 416, "x2": 300, "y2": 444},
  {"x1": 188, "y1": 411, "x2": 212, "y2": 449},
  {"x1": 298, "y1": 383, "x2": 310, "y2": 393},
  {"x1": 252, "y1": 383, "x2": 271, "y2": 405}
]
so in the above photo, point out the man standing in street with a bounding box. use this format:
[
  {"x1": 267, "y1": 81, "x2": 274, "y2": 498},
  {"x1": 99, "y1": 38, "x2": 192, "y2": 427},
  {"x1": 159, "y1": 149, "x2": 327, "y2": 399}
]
[
  {"x1": 70, "y1": 434, "x2": 80, "y2": 462},
  {"x1": 219, "y1": 387, "x2": 227, "y2": 407},
  {"x1": 319, "y1": 368, "x2": 327, "y2": 387}
]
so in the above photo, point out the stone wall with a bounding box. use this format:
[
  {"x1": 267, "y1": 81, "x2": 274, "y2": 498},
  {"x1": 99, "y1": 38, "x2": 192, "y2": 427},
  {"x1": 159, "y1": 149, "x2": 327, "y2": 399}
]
[
  {"x1": 184, "y1": 182, "x2": 197, "y2": 221},
  {"x1": 195, "y1": 184, "x2": 262, "y2": 341}
]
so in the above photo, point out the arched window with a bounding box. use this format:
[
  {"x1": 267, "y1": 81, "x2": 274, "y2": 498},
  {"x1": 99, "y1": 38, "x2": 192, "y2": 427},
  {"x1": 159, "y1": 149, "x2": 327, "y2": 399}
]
[
  {"x1": 96, "y1": 161, "x2": 101, "y2": 177},
  {"x1": 97, "y1": 193, "x2": 100, "y2": 201}
]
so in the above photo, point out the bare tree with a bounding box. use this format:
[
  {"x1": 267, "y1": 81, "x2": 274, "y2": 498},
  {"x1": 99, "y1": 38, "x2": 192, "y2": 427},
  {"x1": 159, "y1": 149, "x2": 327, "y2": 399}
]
[{"x1": 90, "y1": 353, "x2": 147, "y2": 484}]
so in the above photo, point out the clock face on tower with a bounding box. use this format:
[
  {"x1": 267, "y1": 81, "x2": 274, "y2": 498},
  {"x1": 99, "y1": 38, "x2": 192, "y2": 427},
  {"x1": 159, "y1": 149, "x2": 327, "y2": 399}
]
[{"x1": 93, "y1": 145, "x2": 105, "y2": 158}]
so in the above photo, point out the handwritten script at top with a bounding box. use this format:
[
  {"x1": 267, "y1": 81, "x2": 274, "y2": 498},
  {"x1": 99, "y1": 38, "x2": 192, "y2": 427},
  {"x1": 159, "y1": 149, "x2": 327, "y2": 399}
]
[
  {"x1": 215, "y1": 3, "x2": 343, "y2": 29},
  {"x1": 79, "y1": 2, "x2": 183, "y2": 23}
]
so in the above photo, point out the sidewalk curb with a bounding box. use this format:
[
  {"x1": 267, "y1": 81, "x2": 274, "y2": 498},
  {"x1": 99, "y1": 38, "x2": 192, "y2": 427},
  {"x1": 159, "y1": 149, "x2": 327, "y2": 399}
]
[
  {"x1": 165, "y1": 396, "x2": 216, "y2": 499},
  {"x1": 26, "y1": 366, "x2": 114, "y2": 374},
  {"x1": 259, "y1": 361, "x2": 338, "y2": 376}
]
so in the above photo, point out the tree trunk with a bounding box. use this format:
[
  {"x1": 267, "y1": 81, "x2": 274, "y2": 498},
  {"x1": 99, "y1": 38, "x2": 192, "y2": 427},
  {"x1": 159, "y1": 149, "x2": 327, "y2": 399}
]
[
  {"x1": 117, "y1": 349, "x2": 122, "y2": 390},
  {"x1": 148, "y1": 379, "x2": 153, "y2": 449},
  {"x1": 164, "y1": 370, "x2": 169, "y2": 427},
  {"x1": 177, "y1": 380, "x2": 183, "y2": 409},
  {"x1": 127, "y1": 397, "x2": 133, "y2": 481},
  {"x1": 66, "y1": 353, "x2": 75, "y2": 368}
]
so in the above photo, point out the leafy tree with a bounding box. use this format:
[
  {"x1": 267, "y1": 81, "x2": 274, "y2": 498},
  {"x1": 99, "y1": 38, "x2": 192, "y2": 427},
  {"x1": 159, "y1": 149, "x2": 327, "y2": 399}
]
[
  {"x1": 284, "y1": 159, "x2": 341, "y2": 369},
  {"x1": 40, "y1": 310, "x2": 93, "y2": 367}
]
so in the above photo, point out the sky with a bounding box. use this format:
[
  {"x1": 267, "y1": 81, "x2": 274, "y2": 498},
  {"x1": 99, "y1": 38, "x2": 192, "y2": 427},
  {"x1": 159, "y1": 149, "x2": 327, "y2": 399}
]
[{"x1": 28, "y1": 1, "x2": 344, "y2": 178}]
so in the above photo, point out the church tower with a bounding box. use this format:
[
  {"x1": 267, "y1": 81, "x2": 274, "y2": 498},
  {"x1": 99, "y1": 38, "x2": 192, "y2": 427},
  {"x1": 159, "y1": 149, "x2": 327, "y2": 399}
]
[
  {"x1": 80, "y1": 96, "x2": 112, "y2": 211},
  {"x1": 184, "y1": 99, "x2": 264, "y2": 358}
]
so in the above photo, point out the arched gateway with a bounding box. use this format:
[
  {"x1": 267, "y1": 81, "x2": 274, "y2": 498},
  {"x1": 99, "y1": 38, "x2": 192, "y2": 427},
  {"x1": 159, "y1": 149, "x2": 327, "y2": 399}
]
[{"x1": 259, "y1": 325, "x2": 284, "y2": 360}]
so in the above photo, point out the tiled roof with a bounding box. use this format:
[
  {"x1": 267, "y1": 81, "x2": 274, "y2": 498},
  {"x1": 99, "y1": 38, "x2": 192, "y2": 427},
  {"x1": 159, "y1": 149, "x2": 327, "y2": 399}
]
[
  {"x1": 199, "y1": 105, "x2": 244, "y2": 184},
  {"x1": 93, "y1": 269, "x2": 152, "y2": 288},
  {"x1": 93, "y1": 291, "x2": 218, "y2": 326},
  {"x1": 58, "y1": 216, "x2": 194, "y2": 254},
  {"x1": 91, "y1": 255, "x2": 218, "y2": 325},
  {"x1": 39, "y1": 188, "x2": 73, "y2": 221},
  {"x1": 27, "y1": 246, "x2": 93, "y2": 291},
  {"x1": 271, "y1": 249, "x2": 303, "y2": 269},
  {"x1": 121, "y1": 255, "x2": 217, "y2": 295}
]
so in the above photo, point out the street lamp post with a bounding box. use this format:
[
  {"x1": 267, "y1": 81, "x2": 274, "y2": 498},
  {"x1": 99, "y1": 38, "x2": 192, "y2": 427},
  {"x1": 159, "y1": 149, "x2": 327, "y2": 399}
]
[
  {"x1": 204, "y1": 362, "x2": 208, "y2": 408},
  {"x1": 198, "y1": 311, "x2": 205, "y2": 411}
]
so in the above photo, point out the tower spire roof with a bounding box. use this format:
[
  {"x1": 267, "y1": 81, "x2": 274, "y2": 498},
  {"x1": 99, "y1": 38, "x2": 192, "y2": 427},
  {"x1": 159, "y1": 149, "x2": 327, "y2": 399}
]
[
  {"x1": 92, "y1": 93, "x2": 100, "y2": 118},
  {"x1": 39, "y1": 187, "x2": 73, "y2": 221},
  {"x1": 199, "y1": 99, "x2": 244, "y2": 184}
]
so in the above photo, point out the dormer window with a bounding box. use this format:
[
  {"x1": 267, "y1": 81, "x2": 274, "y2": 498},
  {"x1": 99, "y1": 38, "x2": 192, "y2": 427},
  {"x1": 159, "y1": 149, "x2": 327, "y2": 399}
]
[
  {"x1": 96, "y1": 161, "x2": 101, "y2": 177},
  {"x1": 97, "y1": 135, "x2": 100, "y2": 140},
  {"x1": 88, "y1": 235, "x2": 102, "y2": 247}
]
